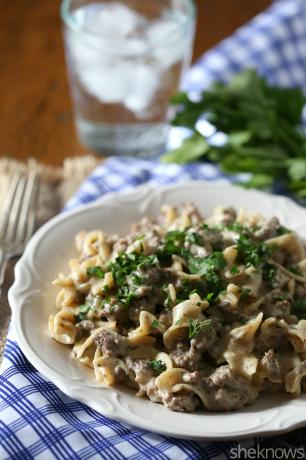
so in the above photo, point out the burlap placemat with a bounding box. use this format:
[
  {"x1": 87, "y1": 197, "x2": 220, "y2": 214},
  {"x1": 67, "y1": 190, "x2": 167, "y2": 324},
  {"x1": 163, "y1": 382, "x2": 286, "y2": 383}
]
[{"x1": 0, "y1": 155, "x2": 101, "y2": 363}]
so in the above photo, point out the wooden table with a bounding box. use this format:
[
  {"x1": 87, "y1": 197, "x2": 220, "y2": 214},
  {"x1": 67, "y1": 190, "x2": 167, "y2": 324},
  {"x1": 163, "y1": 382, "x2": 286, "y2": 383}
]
[{"x1": 0, "y1": 0, "x2": 271, "y2": 166}]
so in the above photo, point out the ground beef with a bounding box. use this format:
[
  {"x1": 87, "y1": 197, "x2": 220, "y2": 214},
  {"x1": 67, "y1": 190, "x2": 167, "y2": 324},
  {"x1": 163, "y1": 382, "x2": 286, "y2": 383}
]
[
  {"x1": 260, "y1": 349, "x2": 282, "y2": 382},
  {"x1": 158, "y1": 310, "x2": 173, "y2": 329},
  {"x1": 170, "y1": 346, "x2": 202, "y2": 372},
  {"x1": 190, "y1": 318, "x2": 222, "y2": 353},
  {"x1": 254, "y1": 217, "x2": 280, "y2": 241},
  {"x1": 113, "y1": 365, "x2": 128, "y2": 383},
  {"x1": 182, "y1": 371, "x2": 201, "y2": 384},
  {"x1": 261, "y1": 381, "x2": 284, "y2": 393},
  {"x1": 112, "y1": 237, "x2": 130, "y2": 255},
  {"x1": 139, "y1": 265, "x2": 165, "y2": 284},
  {"x1": 125, "y1": 266, "x2": 166, "y2": 322},
  {"x1": 75, "y1": 320, "x2": 95, "y2": 340},
  {"x1": 128, "y1": 298, "x2": 157, "y2": 322},
  {"x1": 162, "y1": 391, "x2": 201, "y2": 412},
  {"x1": 201, "y1": 228, "x2": 223, "y2": 250},
  {"x1": 143, "y1": 230, "x2": 162, "y2": 255},
  {"x1": 129, "y1": 285, "x2": 151, "y2": 298},
  {"x1": 146, "y1": 381, "x2": 163, "y2": 403},
  {"x1": 219, "y1": 207, "x2": 237, "y2": 225},
  {"x1": 125, "y1": 358, "x2": 155, "y2": 384},
  {"x1": 270, "y1": 270, "x2": 290, "y2": 290},
  {"x1": 295, "y1": 283, "x2": 306, "y2": 298},
  {"x1": 170, "y1": 319, "x2": 222, "y2": 371},
  {"x1": 94, "y1": 329, "x2": 129, "y2": 357},
  {"x1": 182, "y1": 203, "x2": 202, "y2": 225},
  {"x1": 99, "y1": 299, "x2": 128, "y2": 322},
  {"x1": 77, "y1": 320, "x2": 95, "y2": 332},
  {"x1": 255, "y1": 324, "x2": 291, "y2": 354},
  {"x1": 263, "y1": 298, "x2": 292, "y2": 319},
  {"x1": 217, "y1": 300, "x2": 245, "y2": 324},
  {"x1": 201, "y1": 365, "x2": 258, "y2": 411}
]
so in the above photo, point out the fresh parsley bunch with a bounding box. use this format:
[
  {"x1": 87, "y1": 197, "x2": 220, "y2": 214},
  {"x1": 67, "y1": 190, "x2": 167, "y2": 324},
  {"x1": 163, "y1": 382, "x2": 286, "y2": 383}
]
[{"x1": 162, "y1": 69, "x2": 306, "y2": 200}]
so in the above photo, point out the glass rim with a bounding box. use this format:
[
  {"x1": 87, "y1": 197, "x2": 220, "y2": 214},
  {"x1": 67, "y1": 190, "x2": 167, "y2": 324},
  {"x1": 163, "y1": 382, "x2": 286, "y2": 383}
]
[{"x1": 61, "y1": 0, "x2": 196, "y2": 42}]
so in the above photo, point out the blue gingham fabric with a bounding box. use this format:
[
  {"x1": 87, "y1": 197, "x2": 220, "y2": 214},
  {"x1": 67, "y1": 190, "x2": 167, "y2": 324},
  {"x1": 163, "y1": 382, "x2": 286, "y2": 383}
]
[
  {"x1": 186, "y1": 0, "x2": 306, "y2": 94},
  {"x1": 2, "y1": 0, "x2": 306, "y2": 458}
]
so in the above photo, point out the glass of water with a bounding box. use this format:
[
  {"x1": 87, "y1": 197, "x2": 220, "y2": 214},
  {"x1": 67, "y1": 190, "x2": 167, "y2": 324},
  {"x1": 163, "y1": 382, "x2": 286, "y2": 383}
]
[{"x1": 61, "y1": 0, "x2": 196, "y2": 156}]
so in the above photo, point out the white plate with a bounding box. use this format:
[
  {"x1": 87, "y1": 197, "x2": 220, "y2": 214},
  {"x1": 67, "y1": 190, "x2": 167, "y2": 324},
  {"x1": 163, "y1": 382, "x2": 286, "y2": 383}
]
[{"x1": 9, "y1": 181, "x2": 306, "y2": 440}]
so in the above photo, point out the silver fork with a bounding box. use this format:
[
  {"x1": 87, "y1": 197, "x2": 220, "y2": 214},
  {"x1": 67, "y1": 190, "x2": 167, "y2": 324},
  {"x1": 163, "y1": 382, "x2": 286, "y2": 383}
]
[{"x1": 0, "y1": 171, "x2": 39, "y2": 285}]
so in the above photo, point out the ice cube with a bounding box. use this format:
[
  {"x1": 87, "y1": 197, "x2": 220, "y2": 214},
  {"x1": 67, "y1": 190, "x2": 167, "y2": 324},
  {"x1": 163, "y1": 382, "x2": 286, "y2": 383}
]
[
  {"x1": 146, "y1": 17, "x2": 186, "y2": 69},
  {"x1": 76, "y1": 57, "x2": 160, "y2": 116},
  {"x1": 79, "y1": 62, "x2": 132, "y2": 104},
  {"x1": 72, "y1": 2, "x2": 147, "y2": 37},
  {"x1": 67, "y1": 33, "x2": 111, "y2": 68},
  {"x1": 124, "y1": 64, "x2": 159, "y2": 115}
]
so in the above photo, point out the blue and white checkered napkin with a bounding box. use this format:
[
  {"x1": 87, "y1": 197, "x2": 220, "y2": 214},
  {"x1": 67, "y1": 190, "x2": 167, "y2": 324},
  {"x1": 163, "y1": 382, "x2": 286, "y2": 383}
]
[{"x1": 2, "y1": 1, "x2": 306, "y2": 458}]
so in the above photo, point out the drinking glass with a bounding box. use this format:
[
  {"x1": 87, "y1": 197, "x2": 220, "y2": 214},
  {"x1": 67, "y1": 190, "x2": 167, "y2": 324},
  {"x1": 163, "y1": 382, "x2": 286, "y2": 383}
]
[{"x1": 61, "y1": 0, "x2": 196, "y2": 155}]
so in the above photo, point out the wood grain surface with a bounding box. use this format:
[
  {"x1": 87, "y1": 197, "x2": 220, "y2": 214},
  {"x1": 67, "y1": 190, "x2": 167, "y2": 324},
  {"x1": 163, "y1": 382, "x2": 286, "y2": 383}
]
[{"x1": 0, "y1": 0, "x2": 271, "y2": 166}]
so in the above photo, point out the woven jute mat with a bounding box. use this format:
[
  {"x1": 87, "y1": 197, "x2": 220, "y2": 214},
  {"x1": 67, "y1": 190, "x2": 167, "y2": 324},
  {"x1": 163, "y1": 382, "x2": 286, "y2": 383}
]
[{"x1": 0, "y1": 155, "x2": 101, "y2": 363}]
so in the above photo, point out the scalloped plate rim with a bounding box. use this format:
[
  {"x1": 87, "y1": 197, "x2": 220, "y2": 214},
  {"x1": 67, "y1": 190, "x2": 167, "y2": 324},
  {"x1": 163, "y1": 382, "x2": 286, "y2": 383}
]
[{"x1": 8, "y1": 180, "x2": 306, "y2": 441}]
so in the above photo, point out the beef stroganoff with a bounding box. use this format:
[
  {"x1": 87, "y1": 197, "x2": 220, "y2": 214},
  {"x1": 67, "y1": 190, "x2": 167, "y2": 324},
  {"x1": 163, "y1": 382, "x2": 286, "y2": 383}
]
[{"x1": 49, "y1": 204, "x2": 306, "y2": 412}]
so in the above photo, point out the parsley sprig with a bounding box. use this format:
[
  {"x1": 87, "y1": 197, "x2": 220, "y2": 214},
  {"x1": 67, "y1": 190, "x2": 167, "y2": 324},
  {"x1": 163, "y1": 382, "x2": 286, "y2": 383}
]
[
  {"x1": 87, "y1": 266, "x2": 105, "y2": 278},
  {"x1": 262, "y1": 262, "x2": 277, "y2": 284},
  {"x1": 148, "y1": 360, "x2": 166, "y2": 373},
  {"x1": 108, "y1": 252, "x2": 157, "y2": 305},
  {"x1": 152, "y1": 319, "x2": 160, "y2": 328},
  {"x1": 161, "y1": 68, "x2": 306, "y2": 201},
  {"x1": 188, "y1": 319, "x2": 212, "y2": 339},
  {"x1": 75, "y1": 303, "x2": 92, "y2": 322},
  {"x1": 187, "y1": 252, "x2": 226, "y2": 293},
  {"x1": 237, "y1": 235, "x2": 271, "y2": 267}
]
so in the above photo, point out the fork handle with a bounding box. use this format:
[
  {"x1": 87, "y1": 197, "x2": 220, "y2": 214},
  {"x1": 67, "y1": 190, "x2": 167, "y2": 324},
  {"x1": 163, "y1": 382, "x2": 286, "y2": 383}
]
[{"x1": 0, "y1": 250, "x2": 7, "y2": 287}]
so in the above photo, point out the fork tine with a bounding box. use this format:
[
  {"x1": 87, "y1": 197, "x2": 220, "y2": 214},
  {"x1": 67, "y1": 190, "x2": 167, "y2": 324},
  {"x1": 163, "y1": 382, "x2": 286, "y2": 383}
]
[
  {"x1": 0, "y1": 173, "x2": 22, "y2": 240},
  {"x1": 15, "y1": 172, "x2": 39, "y2": 243},
  {"x1": 5, "y1": 175, "x2": 28, "y2": 242}
]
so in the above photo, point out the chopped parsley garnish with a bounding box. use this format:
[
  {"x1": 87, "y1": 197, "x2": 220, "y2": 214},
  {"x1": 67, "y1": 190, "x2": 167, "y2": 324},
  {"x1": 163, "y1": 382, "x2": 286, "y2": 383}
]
[
  {"x1": 175, "y1": 280, "x2": 206, "y2": 302},
  {"x1": 138, "y1": 255, "x2": 158, "y2": 270},
  {"x1": 117, "y1": 285, "x2": 136, "y2": 305},
  {"x1": 87, "y1": 266, "x2": 105, "y2": 278},
  {"x1": 237, "y1": 235, "x2": 271, "y2": 267},
  {"x1": 262, "y1": 262, "x2": 277, "y2": 284},
  {"x1": 108, "y1": 252, "x2": 157, "y2": 305},
  {"x1": 188, "y1": 251, "x2": 226, "y2": 275},
  {"x1": 226, "y1": 222, "x2": 249, "y2": 233},
  {"x1": 152, "y1": 319, "x2": 160, "y2": 328},
  {"x1": 186, "y1": 232, "x2": 204, "y2": 246},
  {"x1": 148, "y1": 360, "x2": 166, "y2": 373},
  {"x1": 230, "y1": 265, "x2": 239, "y2": 275},
  {"x1": 205, "y1": 292, "x2": 215, "y2": 302},
  {"x1": 188, "y1": 319, "x2": 212, "y2": 339},
  {"x1": 157, "y1": 230, "x2": 187, "y2": 261},
  {"x1": 75, "y1": 303, "x2": 92, "y2": 322},
  {"x1": 215, "y1": 221, "x2": 250, "y2": 234},
  {"x1": 109, "y1": 253, "x2": 157, "y2": 284},
  {"x1": 276, "y1": 226, "x2": 290, "y2": 236},
  {"x1": 188, "y1": 251, "x2": 226, "y2": 293}
]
